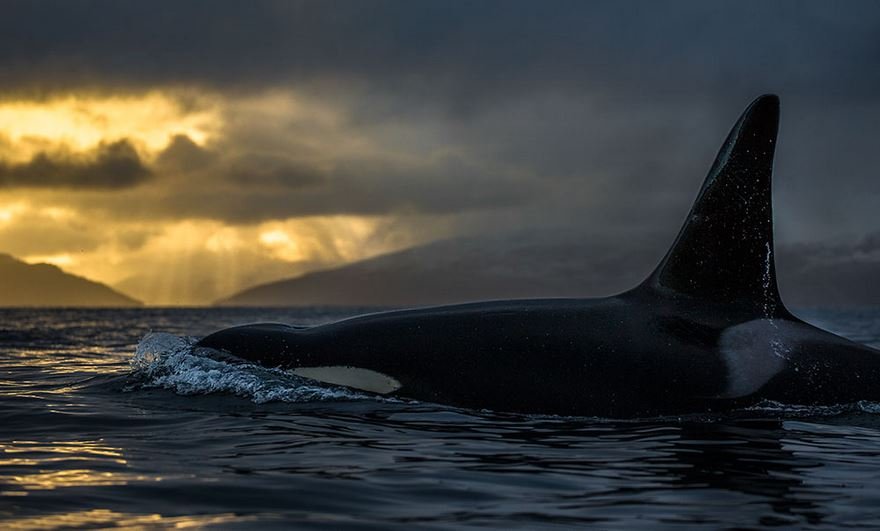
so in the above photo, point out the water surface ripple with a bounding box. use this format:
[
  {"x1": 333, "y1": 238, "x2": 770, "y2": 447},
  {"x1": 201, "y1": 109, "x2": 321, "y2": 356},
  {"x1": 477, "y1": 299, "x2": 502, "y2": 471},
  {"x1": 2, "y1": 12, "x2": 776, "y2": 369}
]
[{"x1": 2, "y1": 307, "x2": 880, "y2": 529}]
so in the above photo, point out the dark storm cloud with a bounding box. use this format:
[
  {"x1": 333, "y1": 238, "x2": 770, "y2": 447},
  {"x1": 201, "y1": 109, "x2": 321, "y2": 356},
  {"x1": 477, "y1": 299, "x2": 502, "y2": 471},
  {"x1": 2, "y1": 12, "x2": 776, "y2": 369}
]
[
  {"x1": 113, "y1": 129, "x2": 539, "y2": 223},
  {"x1": 0, "y1": 0, "x2": 878, "y2": 105},
  {"x1": 154, "y1": 135, "x2": 217, "y2": 173},
  {"x1": 156, "y1": 136, "x2": 321, "y2": 188},
  {"x1": 0, "y1": 140, "x2": 151, "y2": 189},
  {"x1": 223, "y1": 154, "x2": 325, "y2": 188},
  {"x1": 777, "y1": 232, "x2": 880, "y2": 307},
  {"x1": 109, "y1": 137, "x2": 538, "y2": 223},
  {"x1": 1, "y1": 0, "x2": 878, "y2": 245}
]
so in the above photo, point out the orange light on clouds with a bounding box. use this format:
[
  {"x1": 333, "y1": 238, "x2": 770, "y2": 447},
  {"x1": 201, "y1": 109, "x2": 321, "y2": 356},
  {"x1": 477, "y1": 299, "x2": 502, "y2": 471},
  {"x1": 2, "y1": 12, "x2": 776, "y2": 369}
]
[
  {"x1": 259, "y1": 229, "x2": 302, "y2": 261},
  {"x1": 22, "y1": 253, "x2": 76, "y2": 267},
  {"x1": 0, "y1": 202, "x2": 27, "y2": 223},
  {"x1": 0, "y1": 92, "x2": 221, "y2": 161},
  {"x1": 0, "y1": 89, "x2": 440, "y2": 305}
]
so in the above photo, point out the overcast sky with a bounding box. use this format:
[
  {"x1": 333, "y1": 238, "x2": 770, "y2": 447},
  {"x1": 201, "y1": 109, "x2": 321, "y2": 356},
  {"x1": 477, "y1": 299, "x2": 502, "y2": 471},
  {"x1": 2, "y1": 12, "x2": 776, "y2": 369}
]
[{"x1": 0, "y1": 1, "x2": 877, "y2": 304}]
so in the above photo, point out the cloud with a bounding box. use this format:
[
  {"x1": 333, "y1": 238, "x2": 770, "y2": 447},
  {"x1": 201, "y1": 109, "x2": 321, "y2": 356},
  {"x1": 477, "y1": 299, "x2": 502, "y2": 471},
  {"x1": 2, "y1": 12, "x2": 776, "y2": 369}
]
[
  {"x1": 0, "y1": 205, "x2": 102, "y2": 255},
  {"x1": 0, "y1": 1, "x2": 877, "y2": 105},
  {"x1": 0, "y1": 2, "x2": 877, "y2": 230},
  {"x1": 222, "y1": 153, "x2": 324, "y2": 188},
  {"x1": 71, "y1": 150, "x2": 539, "y2": 224},
  {"x1": 0, "y1": 1, "x2": 877, "y2": 305},
  {"x1": 154, "y1": 134, "x2": 217, "y2": 173},
  {"x1": 0, "y1": 140, "x2": 151, "y2": 189},
  {"x1": 777, "y1": 232, "x2": 880, "y2": 306}
]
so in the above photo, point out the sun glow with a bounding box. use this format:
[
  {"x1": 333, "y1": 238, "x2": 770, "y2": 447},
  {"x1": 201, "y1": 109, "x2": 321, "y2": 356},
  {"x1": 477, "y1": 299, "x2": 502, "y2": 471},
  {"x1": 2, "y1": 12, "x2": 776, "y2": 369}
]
[
  {"x1": 9, "y1": 215, "x2": 412, "y2": 306},
  {"x1": 259, "y1": 229, "x2": 303, "y2": 261},
  {"x1": 22, "y1": 253, "x2": 76, "y2": 267},
  {"x1": 0, "y1": 202, "x2": 27, "y2": 223},
  {"x1": 259, "y1": 229, "x2": 291, "y2": 246},
  {"x1": 0, "y1": 92, "x2": 220, "y2": 161},
  {"x1": 0, "y1": 89, "x2": 433, "y2": 306}
]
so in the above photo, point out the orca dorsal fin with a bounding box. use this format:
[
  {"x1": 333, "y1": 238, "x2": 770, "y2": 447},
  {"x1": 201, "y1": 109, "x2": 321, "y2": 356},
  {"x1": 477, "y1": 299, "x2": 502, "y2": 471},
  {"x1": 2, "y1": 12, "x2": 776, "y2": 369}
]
[{"x1": 645, "y1": 94, "x2": 788, "y2": 317}]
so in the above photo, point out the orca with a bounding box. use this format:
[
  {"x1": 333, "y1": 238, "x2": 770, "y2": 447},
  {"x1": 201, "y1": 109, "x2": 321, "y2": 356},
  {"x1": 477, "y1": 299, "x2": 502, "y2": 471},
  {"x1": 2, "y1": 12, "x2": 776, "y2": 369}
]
[{"x1": 198, "y1": 95, "x2": 880, "y2": 417}]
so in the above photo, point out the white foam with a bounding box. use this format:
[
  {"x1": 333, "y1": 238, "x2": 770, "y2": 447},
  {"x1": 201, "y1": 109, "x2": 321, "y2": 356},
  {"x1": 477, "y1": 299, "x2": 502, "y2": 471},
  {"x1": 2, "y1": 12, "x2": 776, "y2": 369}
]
[
  {"x1": 745, "y1": 399, "x2": 880, "y2": 417},
  {"x1": 129, "y1": 332, "x2": 369, "y2": 403}
]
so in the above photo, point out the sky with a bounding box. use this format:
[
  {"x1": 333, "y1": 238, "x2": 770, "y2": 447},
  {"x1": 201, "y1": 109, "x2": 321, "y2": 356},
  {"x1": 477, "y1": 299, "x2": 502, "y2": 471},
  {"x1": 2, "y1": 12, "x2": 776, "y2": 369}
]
[{"x1": 0, "y1": 0, "x2": 878, "y2": 305}]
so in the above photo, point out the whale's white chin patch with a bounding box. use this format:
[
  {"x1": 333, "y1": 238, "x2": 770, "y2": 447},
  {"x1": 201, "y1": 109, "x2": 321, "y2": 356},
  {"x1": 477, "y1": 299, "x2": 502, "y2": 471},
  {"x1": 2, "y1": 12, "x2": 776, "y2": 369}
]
[{"x1": 292, "y1": 366, "x2": 402, "y2": 395}]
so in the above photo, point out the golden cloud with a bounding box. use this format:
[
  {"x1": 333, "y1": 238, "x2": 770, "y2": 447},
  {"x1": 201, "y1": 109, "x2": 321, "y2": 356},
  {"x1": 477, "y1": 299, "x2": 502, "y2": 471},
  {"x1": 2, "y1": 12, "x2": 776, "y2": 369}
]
[
  {"x1": 0, "y1": 92, "x2": 220, "y2": 161},
  {"x1": 0, "y1": 89, "x2": 478, "y2": 304}
]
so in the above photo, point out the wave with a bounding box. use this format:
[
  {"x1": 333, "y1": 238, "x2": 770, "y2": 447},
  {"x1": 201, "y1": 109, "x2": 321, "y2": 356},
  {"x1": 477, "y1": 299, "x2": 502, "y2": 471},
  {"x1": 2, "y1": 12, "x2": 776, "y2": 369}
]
[
  {"x1": 743, "y1": 399, "x2": 880, "y2": 417},
  {"x1": 128, "y1": 332, "x2": 370, "y2": 404}
]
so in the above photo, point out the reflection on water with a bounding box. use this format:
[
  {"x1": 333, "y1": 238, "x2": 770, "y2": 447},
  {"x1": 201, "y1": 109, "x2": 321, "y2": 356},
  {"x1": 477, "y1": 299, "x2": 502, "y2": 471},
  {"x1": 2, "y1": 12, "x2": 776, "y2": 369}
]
[
  {"x1": 0, "y1": 440, "x2": 162, "y2": 496},
  {"x1": 2, "y1": 308, "x2": 880, "y2": 528},
  {"x1": 3, "y1": 509, "x2": 255, "y2": 530},
  {"x1": 1, "y1": 440, "x2": 126, "y2": 461},
  {"x1": 5, "y1": 469, "x2": 160, "y2": 492}
]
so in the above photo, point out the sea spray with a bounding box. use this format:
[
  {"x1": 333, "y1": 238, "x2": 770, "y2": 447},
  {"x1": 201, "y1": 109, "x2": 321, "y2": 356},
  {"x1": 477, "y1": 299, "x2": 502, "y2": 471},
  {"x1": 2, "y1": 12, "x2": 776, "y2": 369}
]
[{"x1": 129, "y1": 332, "x2": 369, "y2": 403}]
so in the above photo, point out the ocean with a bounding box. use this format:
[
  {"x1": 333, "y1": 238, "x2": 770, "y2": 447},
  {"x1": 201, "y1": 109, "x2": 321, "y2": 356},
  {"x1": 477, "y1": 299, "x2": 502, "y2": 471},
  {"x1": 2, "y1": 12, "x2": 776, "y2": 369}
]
[{"x1": 2, "y1": 306, "x2": 880, "y2": 529}]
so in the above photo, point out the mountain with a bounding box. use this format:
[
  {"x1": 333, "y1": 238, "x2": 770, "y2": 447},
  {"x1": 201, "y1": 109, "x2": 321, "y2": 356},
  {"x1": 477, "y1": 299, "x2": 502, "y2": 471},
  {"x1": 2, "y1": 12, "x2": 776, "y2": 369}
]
[
  {"x1": 0, "y1": 253, "x2": 141, "y2": 307},
  {"x1": 215, "y1": 230, "x2": 665, "y2": 307},
  {"x1": 216, "y1": 229, "x2": 880, "y2": 308}
]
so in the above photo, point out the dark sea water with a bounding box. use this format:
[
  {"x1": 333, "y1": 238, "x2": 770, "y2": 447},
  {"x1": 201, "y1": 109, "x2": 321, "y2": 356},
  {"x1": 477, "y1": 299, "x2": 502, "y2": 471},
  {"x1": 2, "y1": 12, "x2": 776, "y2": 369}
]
[{"x1": 3, "y1": 307, "x2": 880, "y2": 529}]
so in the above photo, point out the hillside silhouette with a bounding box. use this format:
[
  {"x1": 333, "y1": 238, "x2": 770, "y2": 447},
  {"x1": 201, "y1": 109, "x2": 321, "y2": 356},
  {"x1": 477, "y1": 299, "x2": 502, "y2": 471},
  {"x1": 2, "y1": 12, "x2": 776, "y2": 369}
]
[{"x1": 0, "y1": 253, "x2": 141, "y2": 307}]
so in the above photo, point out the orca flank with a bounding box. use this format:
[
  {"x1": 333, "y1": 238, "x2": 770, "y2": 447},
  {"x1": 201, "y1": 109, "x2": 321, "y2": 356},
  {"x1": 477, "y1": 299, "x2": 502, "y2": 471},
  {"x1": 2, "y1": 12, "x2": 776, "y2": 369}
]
[{"x1": 198, "y1": 95, "x2": 880, "y2": 417}]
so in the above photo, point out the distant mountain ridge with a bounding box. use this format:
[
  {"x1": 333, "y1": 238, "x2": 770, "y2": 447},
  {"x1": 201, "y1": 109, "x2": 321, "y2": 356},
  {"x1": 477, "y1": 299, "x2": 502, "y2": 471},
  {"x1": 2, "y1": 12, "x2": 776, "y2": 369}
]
[
  {"x1": 0, "y1": 253, "x2": 141, "y2": 307},
  {"x1": 217, "y1": 233, "x2": 649, "y2": 307},
  {"x1": 216, "y1": 230, "x2": 880, "y2": 309}
]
